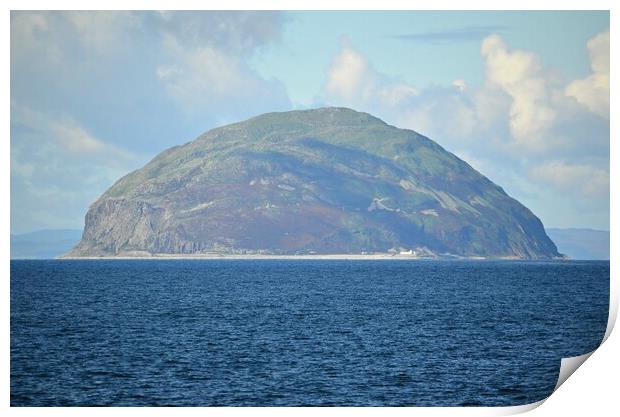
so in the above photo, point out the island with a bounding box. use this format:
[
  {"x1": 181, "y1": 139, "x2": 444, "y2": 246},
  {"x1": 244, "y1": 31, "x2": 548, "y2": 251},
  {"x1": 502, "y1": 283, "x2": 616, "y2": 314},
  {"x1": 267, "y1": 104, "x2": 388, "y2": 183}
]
[{"x1": 65, "y1": 107, "x2": 561, "y2": 260}]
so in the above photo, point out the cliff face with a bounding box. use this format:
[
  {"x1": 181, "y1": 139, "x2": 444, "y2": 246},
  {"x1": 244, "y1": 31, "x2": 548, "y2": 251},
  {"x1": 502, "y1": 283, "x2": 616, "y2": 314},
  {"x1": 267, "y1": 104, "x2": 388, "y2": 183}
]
[{"x1": 67, "y1": 107, "x2": 560, "y2": 259}]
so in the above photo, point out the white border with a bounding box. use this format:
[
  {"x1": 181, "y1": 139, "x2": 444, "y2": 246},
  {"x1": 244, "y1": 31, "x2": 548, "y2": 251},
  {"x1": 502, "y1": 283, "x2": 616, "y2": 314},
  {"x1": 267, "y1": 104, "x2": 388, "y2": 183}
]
[{"x1": 4, "y1": 1, "x2": 617, "y2": 415}]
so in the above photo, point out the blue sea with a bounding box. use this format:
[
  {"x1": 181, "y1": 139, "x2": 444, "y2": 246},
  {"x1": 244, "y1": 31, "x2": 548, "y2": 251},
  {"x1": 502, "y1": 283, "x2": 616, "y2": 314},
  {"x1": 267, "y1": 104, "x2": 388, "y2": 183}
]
[{"x1": 10, "y1": 260, "x2": 609, "y2": 406}]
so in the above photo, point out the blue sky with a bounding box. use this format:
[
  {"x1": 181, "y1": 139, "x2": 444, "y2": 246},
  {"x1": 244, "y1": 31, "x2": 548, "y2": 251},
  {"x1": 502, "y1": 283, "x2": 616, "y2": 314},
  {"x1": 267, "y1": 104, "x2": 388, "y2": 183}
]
[
  {"x1": 255, "y1": 11, "x2": 608, "y2": 105},
  {"x1": 10, "y1": 11, "x2": 610, "y2": 233}
]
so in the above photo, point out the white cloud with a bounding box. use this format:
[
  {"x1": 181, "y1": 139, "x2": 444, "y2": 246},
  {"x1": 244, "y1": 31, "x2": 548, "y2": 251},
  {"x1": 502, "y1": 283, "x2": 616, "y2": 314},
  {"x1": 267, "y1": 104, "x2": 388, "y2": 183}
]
[
  {"x1": 565, "y1": 30, "x2": 609, "y2": 118},
  {"x1": 471, "y1": 87, "x2": 511, "y2": 133},
  {"x1": 452, "y1": 79, "x2": 467, "y2": 91},
  {"x1": 156, "y1": 65, "x2": 180, "y2": 80},
  {"x1": 399, "y1": 91, "x2": 477, "y2": 139},
  {"x1": 529, "y1": 161, "x2": 609, "y2": 198},
  {"x1": 323, "y1": 35, "x2": 542, "y2": 150},
  {"x1": 12, "y1": 105, "x2": 135, "y2": 163},
  {"x1": 155, "y1": 16, "x2": 290, "y2": 120},
  {"x1": 324, "y1": 37, "x2": 418, "y2": 110},
  {"x1": 481, "y1": 34, "x2": 556, "y2": 148},
  {"x1": 325, "y1": 38, "x2": 374, "y2": 103},
  {"x1": 379, "y1": 84, "x2": 420, "y2": 107},
  {"x1": 373, "y1": 31, "x2": 608, "y2": 158}
]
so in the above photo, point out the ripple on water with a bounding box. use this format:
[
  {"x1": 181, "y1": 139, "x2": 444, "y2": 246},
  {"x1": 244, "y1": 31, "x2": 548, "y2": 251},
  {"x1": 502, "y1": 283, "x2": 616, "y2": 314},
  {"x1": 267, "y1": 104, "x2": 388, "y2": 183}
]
[{"x1": 11, "y1": 259, "x2": 609, "y2": 406}]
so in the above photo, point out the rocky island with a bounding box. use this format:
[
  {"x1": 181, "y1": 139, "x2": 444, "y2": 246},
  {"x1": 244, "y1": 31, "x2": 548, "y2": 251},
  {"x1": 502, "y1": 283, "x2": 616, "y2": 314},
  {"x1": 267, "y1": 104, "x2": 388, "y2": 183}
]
[{"x1": 65, "y1": 107, "x2": 560, "y2": 259}]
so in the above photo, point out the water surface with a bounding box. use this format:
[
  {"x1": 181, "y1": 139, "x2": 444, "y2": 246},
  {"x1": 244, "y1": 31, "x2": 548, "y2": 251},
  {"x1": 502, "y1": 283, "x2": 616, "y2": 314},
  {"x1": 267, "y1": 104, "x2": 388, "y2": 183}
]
[{"x1": 11, "y1": 260, "x2": 609, "y2": 406}]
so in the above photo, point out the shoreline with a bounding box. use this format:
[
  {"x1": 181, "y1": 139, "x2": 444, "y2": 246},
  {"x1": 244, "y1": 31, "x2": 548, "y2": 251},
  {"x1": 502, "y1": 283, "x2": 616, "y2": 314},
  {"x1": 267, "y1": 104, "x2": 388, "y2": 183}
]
[
  {"x1": 60, "y1": 254, "x2": 436, "y2": 261},
  {"x1": 56, "y1": 253, "x2": 553, "y2": 261}
]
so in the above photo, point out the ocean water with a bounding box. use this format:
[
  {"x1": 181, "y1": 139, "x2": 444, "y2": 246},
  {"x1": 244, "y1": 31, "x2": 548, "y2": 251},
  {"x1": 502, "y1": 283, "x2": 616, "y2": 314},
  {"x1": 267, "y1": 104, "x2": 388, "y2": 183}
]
[{"x1": 11, "y1": 260, "x2": 609, "y2": 406}]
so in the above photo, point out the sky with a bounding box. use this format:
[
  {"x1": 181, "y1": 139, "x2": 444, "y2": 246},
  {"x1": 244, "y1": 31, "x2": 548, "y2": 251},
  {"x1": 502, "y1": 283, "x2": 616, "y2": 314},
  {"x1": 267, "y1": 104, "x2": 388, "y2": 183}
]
[{"x1": 10, "y1": 11, "x2": 610, "y2": 234}]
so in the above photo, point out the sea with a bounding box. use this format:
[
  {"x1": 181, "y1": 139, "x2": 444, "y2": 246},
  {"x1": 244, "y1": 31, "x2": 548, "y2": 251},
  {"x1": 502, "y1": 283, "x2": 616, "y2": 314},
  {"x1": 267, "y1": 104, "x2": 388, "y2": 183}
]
[{"x1": 10, "y1": 259, "x2": 609, "y2": 406}]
